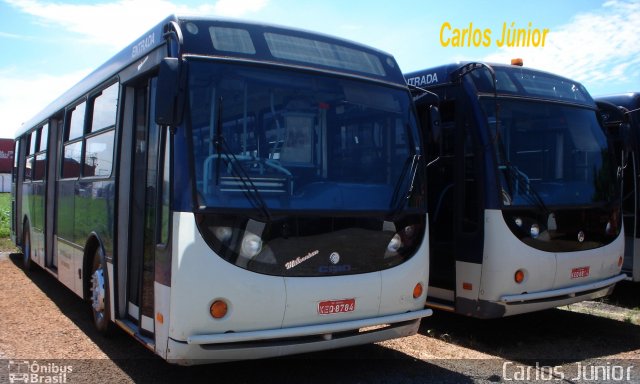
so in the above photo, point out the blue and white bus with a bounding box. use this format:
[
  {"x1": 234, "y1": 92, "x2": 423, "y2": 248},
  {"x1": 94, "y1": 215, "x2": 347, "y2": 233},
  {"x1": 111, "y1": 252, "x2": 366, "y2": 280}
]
[
  {"x1": 596, "y1": 92, "x2": 640, "y2": 281},
  {"x1": 405, "y1": 61, "x2": 625, "y2": 318},
  {"x1": 11, "y1": 15, "x2": 432, "y2": 364}
]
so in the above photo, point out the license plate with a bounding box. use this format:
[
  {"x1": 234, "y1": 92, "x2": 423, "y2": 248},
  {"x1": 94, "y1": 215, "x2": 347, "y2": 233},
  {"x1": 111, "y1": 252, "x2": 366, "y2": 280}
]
[
  {"x1": 571, "y1": 266, "x2": 590, "y2": 279},
  {"x1": 318, "y1": 298, "x2": 355, "y2": 315}
]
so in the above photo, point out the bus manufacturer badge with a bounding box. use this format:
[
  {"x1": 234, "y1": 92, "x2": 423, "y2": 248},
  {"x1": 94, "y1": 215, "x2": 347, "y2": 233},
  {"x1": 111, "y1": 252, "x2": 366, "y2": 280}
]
[
  {"x1": 329, "y1": 252, "x2": 340, "y2": 265},
  {"x1": 577, "y1": 231, "x2": 585, "y2": 243}
]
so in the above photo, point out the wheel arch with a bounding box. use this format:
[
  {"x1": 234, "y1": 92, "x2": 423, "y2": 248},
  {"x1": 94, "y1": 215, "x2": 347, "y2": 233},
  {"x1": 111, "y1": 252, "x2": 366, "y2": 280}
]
[{"x1": 83, "y1": 232, "x2": 108, "y2": 301}]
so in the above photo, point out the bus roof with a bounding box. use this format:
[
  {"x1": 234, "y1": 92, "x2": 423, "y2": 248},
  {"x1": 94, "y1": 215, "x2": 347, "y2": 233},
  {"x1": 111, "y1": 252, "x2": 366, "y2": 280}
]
[
  {"x1": 405, "y1": 62, "x2": 595, "y2": 108},
  {"x1": 595, "y1": 93, "x2": 640, "y2": 110},
  {"x1": 17, "y1": 15, "x2": 404, "y2": 137}
]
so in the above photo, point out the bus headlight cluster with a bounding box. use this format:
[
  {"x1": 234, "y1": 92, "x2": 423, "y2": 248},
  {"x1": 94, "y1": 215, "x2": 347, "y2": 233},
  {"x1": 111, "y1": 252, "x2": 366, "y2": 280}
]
[
  {"x1": 212, "y1": 226, "x2": 264, "y2": 259},
  {"x1": 386, "y1": 225, "x2": 418, "y2": 257},
  {"x1": 512, "y1": 216, "x2": 543, "y2": 239},
  {"x1": 605, "y1": 209, "x2": 619, "y2": 236},
  {"x1": 513, "y1": 217, "x2": 541, "y2": 239}
]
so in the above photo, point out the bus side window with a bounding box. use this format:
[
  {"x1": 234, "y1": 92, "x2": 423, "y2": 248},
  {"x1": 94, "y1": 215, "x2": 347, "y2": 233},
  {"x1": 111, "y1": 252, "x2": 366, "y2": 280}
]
[
  {"x1": 83, "y1": 83, "x2": 118, "y2": 178},
  {"x1": 62, "y1": 102, "x2": 86, "y2": 179},
  {"x1": 33, "y1": 124, "x2": 48, "y2": 181},
  {"x1": 13, "y1": 139, "x2": 20, "y2": 183},
  {"x1": 24, "y1": 129, "x2": 38, "y2": 181}
]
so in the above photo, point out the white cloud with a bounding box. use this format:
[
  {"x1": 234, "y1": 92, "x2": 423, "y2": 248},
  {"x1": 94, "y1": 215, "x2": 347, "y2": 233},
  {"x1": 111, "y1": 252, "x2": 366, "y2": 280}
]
[
  {"x1": 1, "y1": 0, "x2": 270, "y2": 138},
  {"x1": 483, "y1": 0, "x2": 640, "y2": 95},
  {"x1": 0, "y1": 69, "x2": 89, "y2": 138},
  {"x1": 5, "y1": 0, "x2": 269, "y2": 48},
  {"x1": 0, "y1": 31, "x2": 29, "y2": 39},
  {"x1": 213, "y1": 0, "x2": 268, "y2": 17}
]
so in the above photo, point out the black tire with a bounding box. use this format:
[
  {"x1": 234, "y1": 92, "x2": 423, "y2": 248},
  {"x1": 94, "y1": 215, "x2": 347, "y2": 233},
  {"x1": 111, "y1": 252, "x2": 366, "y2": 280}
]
[
  {"x1": 22, "y1": 224, "x2": 32, "y2": 271},
  {"x1": 90, "y1": 247, "x2": 113, "y2": 335}
]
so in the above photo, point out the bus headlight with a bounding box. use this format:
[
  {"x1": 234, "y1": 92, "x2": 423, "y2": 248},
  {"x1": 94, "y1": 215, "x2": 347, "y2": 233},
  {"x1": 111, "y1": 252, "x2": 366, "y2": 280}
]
[
  {"x1": 241, "y1": 232, "x2": 263, "y2": 258},
  {"x1": 404, "y1": 225, "x2": 416, "y2": 237},
  {"x1": 387, "y1": 234, "x2": 402, "y2": 253},
  {"x1": 385, "y1": 225, "x2": 418, "y2": 257},
  {"x1": 530, "y1": 224, "x2": 540, "y2": 239},
  {"x1": 213, "y1": 226, "x2": 233, "y2": 242}
]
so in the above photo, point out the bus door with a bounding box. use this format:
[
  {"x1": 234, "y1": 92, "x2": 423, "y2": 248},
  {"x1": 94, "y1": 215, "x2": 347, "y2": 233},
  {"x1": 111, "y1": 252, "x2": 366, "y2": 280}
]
[
  {"x1": 121, "y1": 77, "x2": 166, "y2": 337},
  {"x1": 598, "y1": 100, "x2": 638, "y2": 280},
  {"x1": 427, "y1": 88, "x2": 484, "y2": 301},
  {"x1": 12, "y1": 138, "x2": 23, "y2": 245},
  {"x1": 46, "y1": 116, "x2": 62, "y2": 269},
  {"x1": 427, "y1": 97, "x2": 456, "y2": 291},
  {"x1": 621, "y1": 151, "x2": 638, "y2": 279}
]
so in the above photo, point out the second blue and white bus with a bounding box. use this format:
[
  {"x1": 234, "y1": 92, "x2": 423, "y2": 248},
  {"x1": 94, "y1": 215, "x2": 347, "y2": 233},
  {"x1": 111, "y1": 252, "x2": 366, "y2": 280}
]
[
  {"x1": 11, "y1": 15, "x2": 432, "y2": 364},
  {"x1": 597, "y1": 92, "x2": 640, "y2": 281},
  {"x1": 406, "y1": 61, "x2": 625, "y2": 318}
]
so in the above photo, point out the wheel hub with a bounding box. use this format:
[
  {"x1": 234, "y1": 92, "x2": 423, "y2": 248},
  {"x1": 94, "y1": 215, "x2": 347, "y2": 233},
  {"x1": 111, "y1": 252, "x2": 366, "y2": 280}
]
[{"x1": 91, "y1": 268, "x2": 105, "y2": 313}]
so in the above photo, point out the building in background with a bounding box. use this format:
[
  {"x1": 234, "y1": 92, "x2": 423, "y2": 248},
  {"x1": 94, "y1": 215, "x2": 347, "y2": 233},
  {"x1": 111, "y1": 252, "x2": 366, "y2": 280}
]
[{"x1": 0, "y1": 138, "x2": 14, "y2": 192}]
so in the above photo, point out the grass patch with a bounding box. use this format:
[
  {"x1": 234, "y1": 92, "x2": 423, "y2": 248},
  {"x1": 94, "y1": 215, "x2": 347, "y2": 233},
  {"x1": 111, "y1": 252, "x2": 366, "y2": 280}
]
[{"x1": 0, "y1": 193, "x2": 18, "y2": 253}]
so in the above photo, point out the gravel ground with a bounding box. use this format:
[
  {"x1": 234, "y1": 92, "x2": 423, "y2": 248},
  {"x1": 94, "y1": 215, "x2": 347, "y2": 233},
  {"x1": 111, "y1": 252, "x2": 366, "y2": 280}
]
[{"x1": 1, "y1": 252, "x2": 639, "y2": 383}]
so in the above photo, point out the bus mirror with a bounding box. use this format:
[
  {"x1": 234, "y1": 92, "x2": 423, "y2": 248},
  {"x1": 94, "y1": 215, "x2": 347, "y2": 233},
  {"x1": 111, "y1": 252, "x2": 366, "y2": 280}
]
[{"x1": 156, "y1": 57, "x2": 184, "y2": 126}]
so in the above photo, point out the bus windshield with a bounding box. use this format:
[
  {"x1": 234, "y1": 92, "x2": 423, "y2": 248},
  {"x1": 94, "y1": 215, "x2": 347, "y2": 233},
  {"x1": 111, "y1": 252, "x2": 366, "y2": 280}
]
[
  {"x1": 480, "y1": 98, "x2": 616, "y2": 207},
  {"x1": 188, "y1": 60, "x2": 422, "y2": 214}
]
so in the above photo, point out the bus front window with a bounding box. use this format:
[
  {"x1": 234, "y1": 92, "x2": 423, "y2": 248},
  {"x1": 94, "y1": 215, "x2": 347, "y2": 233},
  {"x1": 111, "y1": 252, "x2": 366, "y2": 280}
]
[
  {"x1": 188, "y1": 60, "x2": 422, "y2": 214},
  {"x1": 482, "y1": 99, "x2": 616, "y2": 207},
  {"x1": 186, "y1": 60, "x2": 425, "y2": 277}
]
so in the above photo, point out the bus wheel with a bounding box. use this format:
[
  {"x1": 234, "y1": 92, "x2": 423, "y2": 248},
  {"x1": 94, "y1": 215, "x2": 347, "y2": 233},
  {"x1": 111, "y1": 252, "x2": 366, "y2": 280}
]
[
  {"x1": 90, "y1": 247, "x2": 113, "y2": 335},
  {"x1": 22, "y1": 225, "x2": 32, "y2": 271}
]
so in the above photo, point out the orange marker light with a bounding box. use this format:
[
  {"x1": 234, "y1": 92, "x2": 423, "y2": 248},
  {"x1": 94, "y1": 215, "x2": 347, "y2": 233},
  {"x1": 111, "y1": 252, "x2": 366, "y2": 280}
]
[
  {"x1": 511, "y1": 58, "x2": 524, "y2": 66},
  {"x1": 462, "y1": 282, "x2": 473, "y2": 291},
  {"x1": 413, "y1": 283, "x2": 424, "y2": 299},
  {"x1": 210, "y1": 300, "x2": 228, "y2": 319},
  {"x1": 515, "y1": 270, "x2": 525, "y2": 284},
  {"x1": 156, "y1": 312, "x2": 164, "y2": 324},
  {"x1": 618, "y1": 256, "x2": 623, "y2": 267}
]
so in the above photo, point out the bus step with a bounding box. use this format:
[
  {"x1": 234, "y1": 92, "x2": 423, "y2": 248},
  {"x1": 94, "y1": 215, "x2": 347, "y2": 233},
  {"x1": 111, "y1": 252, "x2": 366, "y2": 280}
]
[
  {"x1": 425, "y1": 300, "x2": 455, "y2": 312},
  {"x1": 115, "y1": 319, "x2": 155, "y2": 352}
]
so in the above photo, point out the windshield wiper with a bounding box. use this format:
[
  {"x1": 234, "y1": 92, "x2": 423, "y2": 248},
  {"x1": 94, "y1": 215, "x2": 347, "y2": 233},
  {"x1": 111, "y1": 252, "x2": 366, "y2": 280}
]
[
  {"x1": 211, "y1": 96, "x2": 271, "y2": 222},
  {"x1": 213, "y1": 138, "x2": 272, "y2": 222},
  {"x1": 388, "y1": 154, "x2": 421, "y2": 219},
  {"x1": 500, "y1": 164, "x2": 548, "y2": 214}
]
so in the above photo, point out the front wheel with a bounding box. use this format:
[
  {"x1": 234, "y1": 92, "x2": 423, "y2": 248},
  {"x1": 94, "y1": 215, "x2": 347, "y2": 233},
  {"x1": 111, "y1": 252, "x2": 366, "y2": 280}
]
[{"x1": 90, "y1": 247, "x2": 113, "y2": 335}]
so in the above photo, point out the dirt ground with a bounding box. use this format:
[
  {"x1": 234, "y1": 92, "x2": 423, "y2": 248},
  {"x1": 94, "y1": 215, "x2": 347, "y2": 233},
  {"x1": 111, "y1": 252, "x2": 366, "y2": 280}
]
[{"x1": 0, "y1": 252, "x2": 639, "y2": 383}]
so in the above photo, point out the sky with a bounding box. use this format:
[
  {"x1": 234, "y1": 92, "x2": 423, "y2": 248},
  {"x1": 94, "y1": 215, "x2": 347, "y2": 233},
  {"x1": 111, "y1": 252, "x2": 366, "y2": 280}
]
[{"x1": 0, "y1": 0, "x2": 638, "y2": 139}]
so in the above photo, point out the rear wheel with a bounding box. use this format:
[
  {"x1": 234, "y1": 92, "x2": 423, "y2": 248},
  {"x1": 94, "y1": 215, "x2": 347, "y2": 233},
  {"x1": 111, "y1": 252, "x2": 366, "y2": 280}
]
[
  {"x1": 90, "y1": 247, "x2": 113, "y2": 335},
  {"x1": 22, "y1": 224, "x2": 32, "y2": 271}
]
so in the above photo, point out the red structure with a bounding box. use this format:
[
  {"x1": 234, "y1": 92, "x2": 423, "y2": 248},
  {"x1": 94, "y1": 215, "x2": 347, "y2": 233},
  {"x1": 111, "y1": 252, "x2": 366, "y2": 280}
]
[{"x1": 0, "y1": 138, "x2": 14, "y2": 174}]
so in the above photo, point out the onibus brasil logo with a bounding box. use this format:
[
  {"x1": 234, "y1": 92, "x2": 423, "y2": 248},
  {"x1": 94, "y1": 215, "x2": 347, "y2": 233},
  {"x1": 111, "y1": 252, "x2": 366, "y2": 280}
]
[{"x1": 7, "y1": 360, "x2": 72, "y2": 383}]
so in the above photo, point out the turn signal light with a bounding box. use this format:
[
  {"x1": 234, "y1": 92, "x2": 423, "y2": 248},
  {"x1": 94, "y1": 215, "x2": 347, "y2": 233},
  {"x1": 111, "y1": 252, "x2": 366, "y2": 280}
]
[
  {"x1": 413, "y1": 283, "x2": 424, "y2": 299},
  {"x1": 210, "y1": 300, "x2": 228, "y2": 319},
  {"x1": 515, "y1": 269, "x2": 525, "y2": 284},
  {"x1": 618, "y1": 256, "x2": 623, "y2": 267}
]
